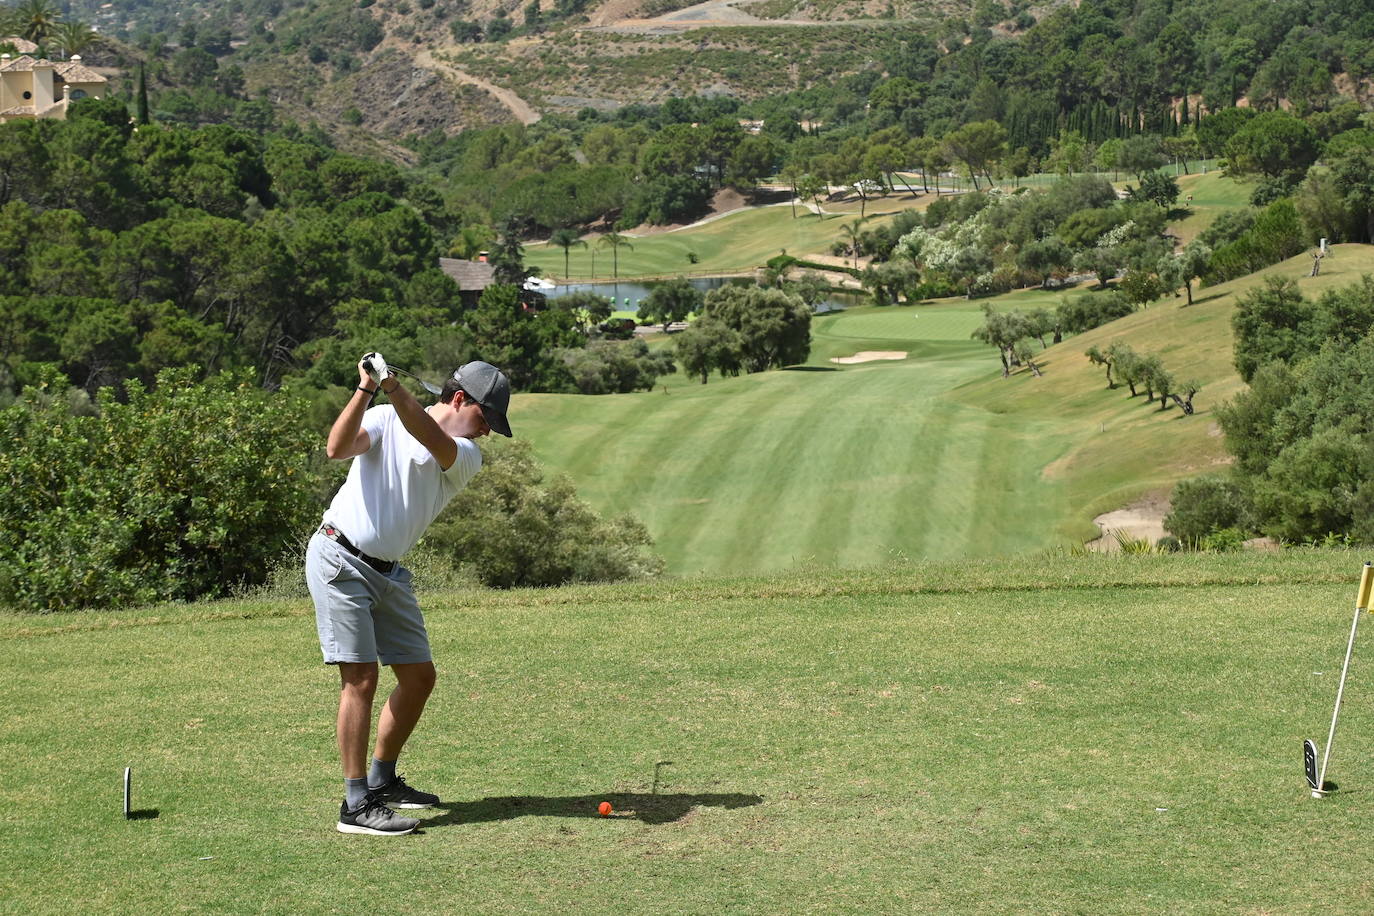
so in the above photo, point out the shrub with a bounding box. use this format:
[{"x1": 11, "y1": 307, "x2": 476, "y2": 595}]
[
  {"x1": 555, "y1": 338, "x2": 676, "y2": 394},
  {"x1": 1057, "y1": 289, "x2": 1133, "y2": 333},
  {"x1": 0, "y1": 368, "x2": 322, "y2": 612},
  {"x1": 1201, "y1": 527, "x2": 1246, "y2": 552},
  {"x1": 1204, "y1": 198, "x2": 1308, "y2": 284},
  {"x1": 1164, "y1": 475, "x2": 1255, "y2": 543},
  {"x1": 427, "y1": 440, "x2": 664, "y2": 588},
  {"x1": 967, "y1": 267, "x2": 1018, "y2": 298},
  {"x1": 912, "y1": 278, "x2": 960, "y2": 300}
]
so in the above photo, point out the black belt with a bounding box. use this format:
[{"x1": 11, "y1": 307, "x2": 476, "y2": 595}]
[{"x1": 319, "y1": 524, "x2": 396, "y2": 575}]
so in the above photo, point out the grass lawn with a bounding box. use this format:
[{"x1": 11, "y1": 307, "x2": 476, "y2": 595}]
[
  {"x1": 1171, "y1": 172, "x2": 1257, "y2": 245},
  {"x1": 6, "y1": 552, "x2": 1374, "y2": 914}
]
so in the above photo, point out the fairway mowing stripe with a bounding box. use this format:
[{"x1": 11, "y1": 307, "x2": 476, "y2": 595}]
[
  {"x1": 796, "y1": 361, "x2": 945, "y2": 565},
  {"x1": 909, "y1": 400, "x2": 991, "y2": 558},
  {"x1": 670, "y1": 373, "x2": 816, "y2": 570},
  {"x1": 967, "y1": 414, "x2": 1070, "y2": 557},
  {"x1": 631, "y1": 374, "x2": 804, "y2": 572},
  {"x1": 895, "y1": 398, "x2": 968, "y2": 559},
  {"x1": 534, "y1": 397, "x2": 643, "y2": 474},
  {"x1": 845, "y1": 364, "x2": 972, "y2": 562},
  {"x1": 713, "y1": 371, "x2": 875, "y2": 569}
]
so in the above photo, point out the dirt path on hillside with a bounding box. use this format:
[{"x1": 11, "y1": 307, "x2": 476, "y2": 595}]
[
  {"x1": 414, "y1": 49, "x2": 542, "y2": 125},
  {"x1": 597, "y1": 0, "x2": 827, "y2": 31}
]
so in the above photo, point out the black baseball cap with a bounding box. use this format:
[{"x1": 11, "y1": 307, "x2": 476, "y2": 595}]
[{"x1": 453, "y1": 361, "x2": 512, "y2": 437}]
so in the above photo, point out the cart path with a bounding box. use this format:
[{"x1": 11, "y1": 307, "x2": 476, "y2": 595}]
[{"x1": 415, "y1": 48, "x2": 542, "y2": 125}]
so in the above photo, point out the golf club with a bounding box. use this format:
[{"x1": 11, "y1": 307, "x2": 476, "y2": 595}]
[
  {"x1": 388, "y1": 365, "x2": 442, "y2": 396},
  {"x1": 361, "y1": 357, "x2": 442, "y2": 396},
  {"x1": 1309, "y1": 561, "x2": 1374, "y2": 798}
]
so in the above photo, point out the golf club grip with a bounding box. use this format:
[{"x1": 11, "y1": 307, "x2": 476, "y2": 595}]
[{"x1": 1359, "y1": 562, "x2": 1373, "y2": 611}]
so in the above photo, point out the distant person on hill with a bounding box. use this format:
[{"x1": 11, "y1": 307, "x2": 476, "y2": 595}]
[{"x1": 306, "y1": 353, "x2": 512, "y2": 836}]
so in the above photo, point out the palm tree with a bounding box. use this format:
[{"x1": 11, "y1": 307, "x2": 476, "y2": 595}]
[
  {"x1": 447, "y1": 225, "x2": 493, "y2": 261},
  {"x1": 53, "y1": 20, "x2": 97, "y2": 59},
  {"x1": 14, "y1": 0, "x2": 62, "y2": 44},
  {"x1": 598, "y1": 232, "x2": 633, "y2": 280},
  {"x1": 548, "y1": 227, "x2": 586, "y2": 281},
  {"x1": 839, "y1": 219, "x2": 863, "y2": 266}
]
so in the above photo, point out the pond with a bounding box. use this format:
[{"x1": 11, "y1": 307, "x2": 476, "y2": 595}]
[{"x1": 548, "y1": 277, "x2": 861, "y2": 314}]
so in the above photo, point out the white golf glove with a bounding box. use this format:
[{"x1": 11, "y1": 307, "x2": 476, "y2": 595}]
[{"x1": 361, "y1": 351, "x2": 390, "y2": 388}]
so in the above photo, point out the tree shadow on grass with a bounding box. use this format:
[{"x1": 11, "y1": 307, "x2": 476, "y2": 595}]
[
  {"x1": 783, "y1": 365, "x2": 839, "y2": 372},
  {"x1": 421, "y1": 792, "x2": 763, "y2": 827}
]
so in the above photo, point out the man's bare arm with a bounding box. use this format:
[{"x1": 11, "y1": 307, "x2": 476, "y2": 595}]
[{"x1": 326, "y1": 367, "x2": 377, "y2": 460}]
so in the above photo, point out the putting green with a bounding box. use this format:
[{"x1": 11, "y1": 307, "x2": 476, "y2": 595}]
[{"x1": 817, "y1": 305, "x2": 991, "y2": 343}]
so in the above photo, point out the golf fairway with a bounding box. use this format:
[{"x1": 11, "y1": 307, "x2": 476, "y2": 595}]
[{"x1": 515, "y1": 301, "x2": 1070, "y2": 575}]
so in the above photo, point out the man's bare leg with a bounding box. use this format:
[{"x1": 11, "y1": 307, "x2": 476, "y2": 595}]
[
  {"x1": 337, "y1": 662, "x2": 379, "y2": 779},
  {"x1": 374, "y1": 661, "x2": 437, "y2": 763}
]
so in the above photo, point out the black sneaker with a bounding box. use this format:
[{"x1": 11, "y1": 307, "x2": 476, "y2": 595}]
[
  {"x1": 369, "y1": 774, "x2": 440, "y2": 809},
  {"x1": 336, "y1": 795, "x2": 420, "y2": 836}
]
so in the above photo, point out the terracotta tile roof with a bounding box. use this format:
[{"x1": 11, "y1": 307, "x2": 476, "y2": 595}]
[
  {"x1": 0, "y1": 55, "x2": 56, "y2": 71},
  {"x1": 54, "y1": 60, "x2": 105, "y2": 83},
  {"x1": 439, "y1": 258, "x2": 496, "y2": 291},
  {"x1": 0, "y1": 37, "x2": 38, "y2": 54}
]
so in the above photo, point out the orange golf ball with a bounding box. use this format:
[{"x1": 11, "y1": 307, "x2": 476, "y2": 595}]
[{"x1": 598, "y1": 801, "x2": 612, "y2": 817}]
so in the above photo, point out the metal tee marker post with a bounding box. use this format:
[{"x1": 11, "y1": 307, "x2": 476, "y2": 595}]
[{"x1": 1308, "y1": 562, "x2": 1374, "y2": 798}]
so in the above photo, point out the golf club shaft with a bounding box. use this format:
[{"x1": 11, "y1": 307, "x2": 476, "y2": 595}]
[{"x1": 389, "y1": 365, "x2": 441, "y2": 396}]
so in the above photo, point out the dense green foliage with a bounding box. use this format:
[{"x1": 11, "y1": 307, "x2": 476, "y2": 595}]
[
  {"x1": 557, "y1": 338, "x2": 677, "y2": 395},
  {"x1": 0, "y1": 104, "x2": 660, "y2": 402},
  {"x1": 1231, "y1": 275, "x2": 1374, "y2": 381},
  {"x1": 672, "y1": 284, "x2": 812, "y2": 383},
  {"x1": 1167, "y1": 274, "x2": 1374, "y2": 545},
  {"x1": 0, "y1": 105, "x2": 465, "y2": 393},
  {"x1": 1163, "y1": 475, "x2": 1256, "y2": 543},
  {"x1": 0, "y1": 368, "x2": 320, "y2": 611}
]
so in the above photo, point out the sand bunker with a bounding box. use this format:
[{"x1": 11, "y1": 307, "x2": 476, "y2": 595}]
[
  {"x1": 1088, "y1": 496, "x2": 1169, "y2": 552},
  {"x1": 830, "y1": 351, "x2": 908, "y2": 364}
]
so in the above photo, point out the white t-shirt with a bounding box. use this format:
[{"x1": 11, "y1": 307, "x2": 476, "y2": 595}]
[{"x1": 323, "y1": 405, "x2": 483, "y2": 561}]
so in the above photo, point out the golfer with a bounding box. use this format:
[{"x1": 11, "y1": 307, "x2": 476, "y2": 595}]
[{"x1": 306, "y1": 353, "x2": 512, "y2": 836}]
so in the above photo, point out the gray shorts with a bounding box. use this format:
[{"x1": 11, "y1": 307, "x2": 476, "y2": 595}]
[{"x1": 305, "y1": 532, "x2": 431, "y2": 666}]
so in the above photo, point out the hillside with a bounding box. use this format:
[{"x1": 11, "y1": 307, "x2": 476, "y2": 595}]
[
  {"x1": 62, "y1": 0, "x2": 1374, "y2": 147},
  {"x1": 437, "y1": 21, "x2": 948, "y2": 113},
  {"x1": 956, "y1": 243, "x2": 1374, "y2": 539}
]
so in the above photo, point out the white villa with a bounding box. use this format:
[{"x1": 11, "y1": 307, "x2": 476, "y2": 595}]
[{"x1": 0, "y1": 53, "x2": 108, "y2": 123}]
